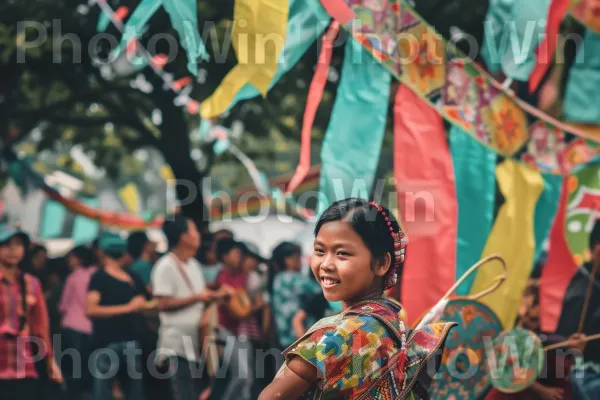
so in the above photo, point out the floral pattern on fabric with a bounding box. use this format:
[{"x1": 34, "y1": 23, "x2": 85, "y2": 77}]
[
  {"x1": 282, "y1": 299, "x2": 455, "y2": 399},
  {"x1": 287, "y1": 314, "x2": 399, "y2": 398}
]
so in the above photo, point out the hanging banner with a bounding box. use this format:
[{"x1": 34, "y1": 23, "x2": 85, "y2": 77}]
[
  {"x1": 529, "y1": 0, "x2": 569, "y2": 92},
  {"x1": 200, "y1": 0, "x2": 329, "y2": 117},
  {"x1": 565, "y1": 163, "x2": 600, "y2": 265},
  {"x1": 564, "y1": 30, "x2": 600, "y2": 126},
  {"x1": 481, "y1": 0, "x2": 550, "y2": 81},
  {"x1": 118, "y1": 183, "x2": 141, "y2": 216},
  {"x1": 286, "y1": 22, "x2": 339, "y2": 195},
  {"x1": 470, "y1": 159, "x2": 544, "y2": 328},
  {"x1": 449, "y1": 126, "x2": 497, "y2": 295},
  {"x1": 534, "y1": 174, "x2": 564, "y2": 262},
  {"x1": 539, "y1": 180, "x2": 578, "y2": 333},
  {"x1": 316, "y1": 38, "x2": 391, "y2": 214},
  {"x1": 394, "y1": 85, "x2": 458, "y2": 326},
  {"x1": 335, "y1": 0, "x2": 600, "y2": 174},
  {"x1": 200, "y1": 0, "x2": 291, "y2": 118}
]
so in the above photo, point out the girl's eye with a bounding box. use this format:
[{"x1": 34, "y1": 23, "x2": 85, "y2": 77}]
[
  {"x1": 337, "y1": 251, "x2": 350, "y2": 257},
  {"x1": 313, "y1": 248, "x2": 324, "y2": 254}
]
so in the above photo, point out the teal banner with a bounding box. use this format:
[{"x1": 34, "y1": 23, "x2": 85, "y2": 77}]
[
  {"x1": 41, "y1": 201, "x2": 67, "y2": 239},
  {"x1": 316, "y1": 38, "x2": 392, "y2": 215},
  {"x1": 73, "y1": 198, "x2": 101, "y2": 245},
  {"x1": 481, "y1": 0, "x2": 549, "y2": 81},
  {"x1": 450, "y1": 126, "x2": 497, "y2": 295},
  {"x1": 564, "y1": 30, "x2": 600, "y2": 124},
  {"x1": 533, "y1": 174, "x2": 563, "y2": 262}
]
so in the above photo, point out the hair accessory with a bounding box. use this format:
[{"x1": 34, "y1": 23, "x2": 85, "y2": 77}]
[{"x1": 369, "y1": 201, "x2": 407, "y2": 290}]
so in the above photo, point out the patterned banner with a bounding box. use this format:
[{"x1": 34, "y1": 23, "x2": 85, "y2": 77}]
[
  {"x1": 539, "y1": 180, "x2": 578, "y2": 333},
  {"x1": 469, "y1": 159, "x2": 544, "y2": 328},
  {"x1": 394, "y1": 85, "x2": 458, "y2": 327},
  {"x1": 338, "y1": 0, "x2": 600, "y2": 174},
  {"x1": 565, "y1": 163, "x2": 600, "y2": 265},
  {"x1": 449, "y1": 126, "x2": 497, "y2": 296},
  {"x1": 316, "y1": 38, "x2": 391, "y2": 215}
]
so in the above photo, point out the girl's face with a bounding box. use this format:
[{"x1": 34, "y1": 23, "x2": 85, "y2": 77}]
[
  {"x1": 0, "y1": 236, "x2": 26, "y2": 268},
  {"x1": 311, "y1": 221, "x2": 390, "y2": 307}
]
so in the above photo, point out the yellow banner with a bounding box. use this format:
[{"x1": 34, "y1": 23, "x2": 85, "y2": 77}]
[
  {"x1": 469, "y1": 159, "x2": 544, "y2": 328},
  {"x1": 118, "y1": 183, "x2": 141, "y2": 216},
  {"x1": 201, "y1": 0, "x2": 289, "y2": 118}
]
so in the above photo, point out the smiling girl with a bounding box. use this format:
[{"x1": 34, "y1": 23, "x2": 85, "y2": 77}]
[{"x1": 259, "y1": 198, "x2": 456, "y2": 399}]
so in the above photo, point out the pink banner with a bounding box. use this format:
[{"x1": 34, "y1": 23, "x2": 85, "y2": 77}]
[
  {"x1": 539, "y1": 180, "x2": 578, "y2": 333},
  {"x1": 394, "y1": 85, "x2": 458, "y2": 325},
  {"x1": 319, "y1": 0, "x2": 356, "y2": 23},
  {"x1": 286, "y1": 22, "x2": 339, "y2": 194}
]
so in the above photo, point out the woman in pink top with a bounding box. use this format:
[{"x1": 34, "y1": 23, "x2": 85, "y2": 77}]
[{"x1": 58, "y1": 245, "x2": 96, "y2": 400}]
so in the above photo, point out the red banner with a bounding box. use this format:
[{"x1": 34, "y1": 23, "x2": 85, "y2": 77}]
[
  {"x1": 394, "y1": 85, "x2": 458, "y2": 325},
  {"x1": 539, "y1": 180, "x2": 578, "y2": 332}
]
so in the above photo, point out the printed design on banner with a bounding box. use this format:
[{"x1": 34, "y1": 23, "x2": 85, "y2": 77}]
[
  {"x1": 443, "y1": 60, "x2": 491, "y2": 143},
  {"x1": 428, "y1": 298, "x2": 503, "y2": 400},
  {"x1": 485, "y1": 95, "x2": 529, "y2": 156},
  {"x1": 566, "y1": 164, "x2": 600, "y2": 265},
  {"x1": 341, "y1": 0, "x2": 600, "y2": 170},
  {"x1": 521, "y1": 122, "x2": 567, "y2": 174},
  {"x1": 570, "y1": 0, "x2": 600, "y2": 33},
  {"x1": 349, "y1": 0, "x2": 408, "y2": 77},
  {"x1": 397, "y1": 22, "x2": 446, "y2": 97}
]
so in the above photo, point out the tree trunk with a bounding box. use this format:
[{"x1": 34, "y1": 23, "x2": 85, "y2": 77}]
[{"x1": 156, "y1": 98, "x2": 210, "y2": 233}]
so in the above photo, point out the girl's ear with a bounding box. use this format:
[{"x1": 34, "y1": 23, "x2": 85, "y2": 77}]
[{"x1": 373, "y1": 252, "x2": 392, "y2": 278}]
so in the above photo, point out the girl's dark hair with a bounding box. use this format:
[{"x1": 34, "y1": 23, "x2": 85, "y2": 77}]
[
  {"x1": 69, "y1": 245, "x2": 95, "y2": 268},
  {"x1": 315, "y1": 198, "x2": 403, "y2": 282}
]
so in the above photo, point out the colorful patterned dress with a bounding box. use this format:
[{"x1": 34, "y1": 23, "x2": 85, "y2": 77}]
[{"x1": 280, "y1": 298, "x2": 455, "y2": 399}]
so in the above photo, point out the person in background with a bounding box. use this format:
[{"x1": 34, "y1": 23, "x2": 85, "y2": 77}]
[
  {"x1": 87, "y1": 233, "x2": 154, "y2": 400},
  {"x1": 128, "y1": 231, "x2": 157, "y2": 293},
  {"x1": 292, "y1": 273, "x2": 333, "y2": 340},
  {"x1": 58, "y1": 245, "x2": 96, "y2": 400},
  {"x1": 200, "y1": 229, "x2": 234, "y2": 286},
  {"x1": 214, "y1": 238, "x2": 254, "y2": 400},
  {"x1": 270, "y1": 241, "x2": 321, "y2": 349},
  {"x1": 557, "y1": 220, "x2": 600, "y2": 400},
  {"x1": 238, "y1": 242, "x2": 272, "y2": 397},
  {"x1": 27, "y1": 244, "x2": 49, "y2": 291},
  {"x1": 152, "y1": 216, "x2": 232, "y2": 400},
  {"x1": 0, "y1": 226, "x2": 62, "y2": 399}
]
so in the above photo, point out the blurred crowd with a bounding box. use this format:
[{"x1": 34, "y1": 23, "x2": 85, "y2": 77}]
[{"x1": 0, "y1": 215, "x2": 334, "y2": 400}]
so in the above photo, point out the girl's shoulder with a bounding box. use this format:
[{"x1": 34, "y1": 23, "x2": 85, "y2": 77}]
[{"x1": 283, "y1": 310, "x2": 401, "y2": 392}]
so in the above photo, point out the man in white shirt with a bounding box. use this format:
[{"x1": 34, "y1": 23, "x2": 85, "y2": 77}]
[{"x1": 152, "y1": 216, "x2": 231, "y2": 400}]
